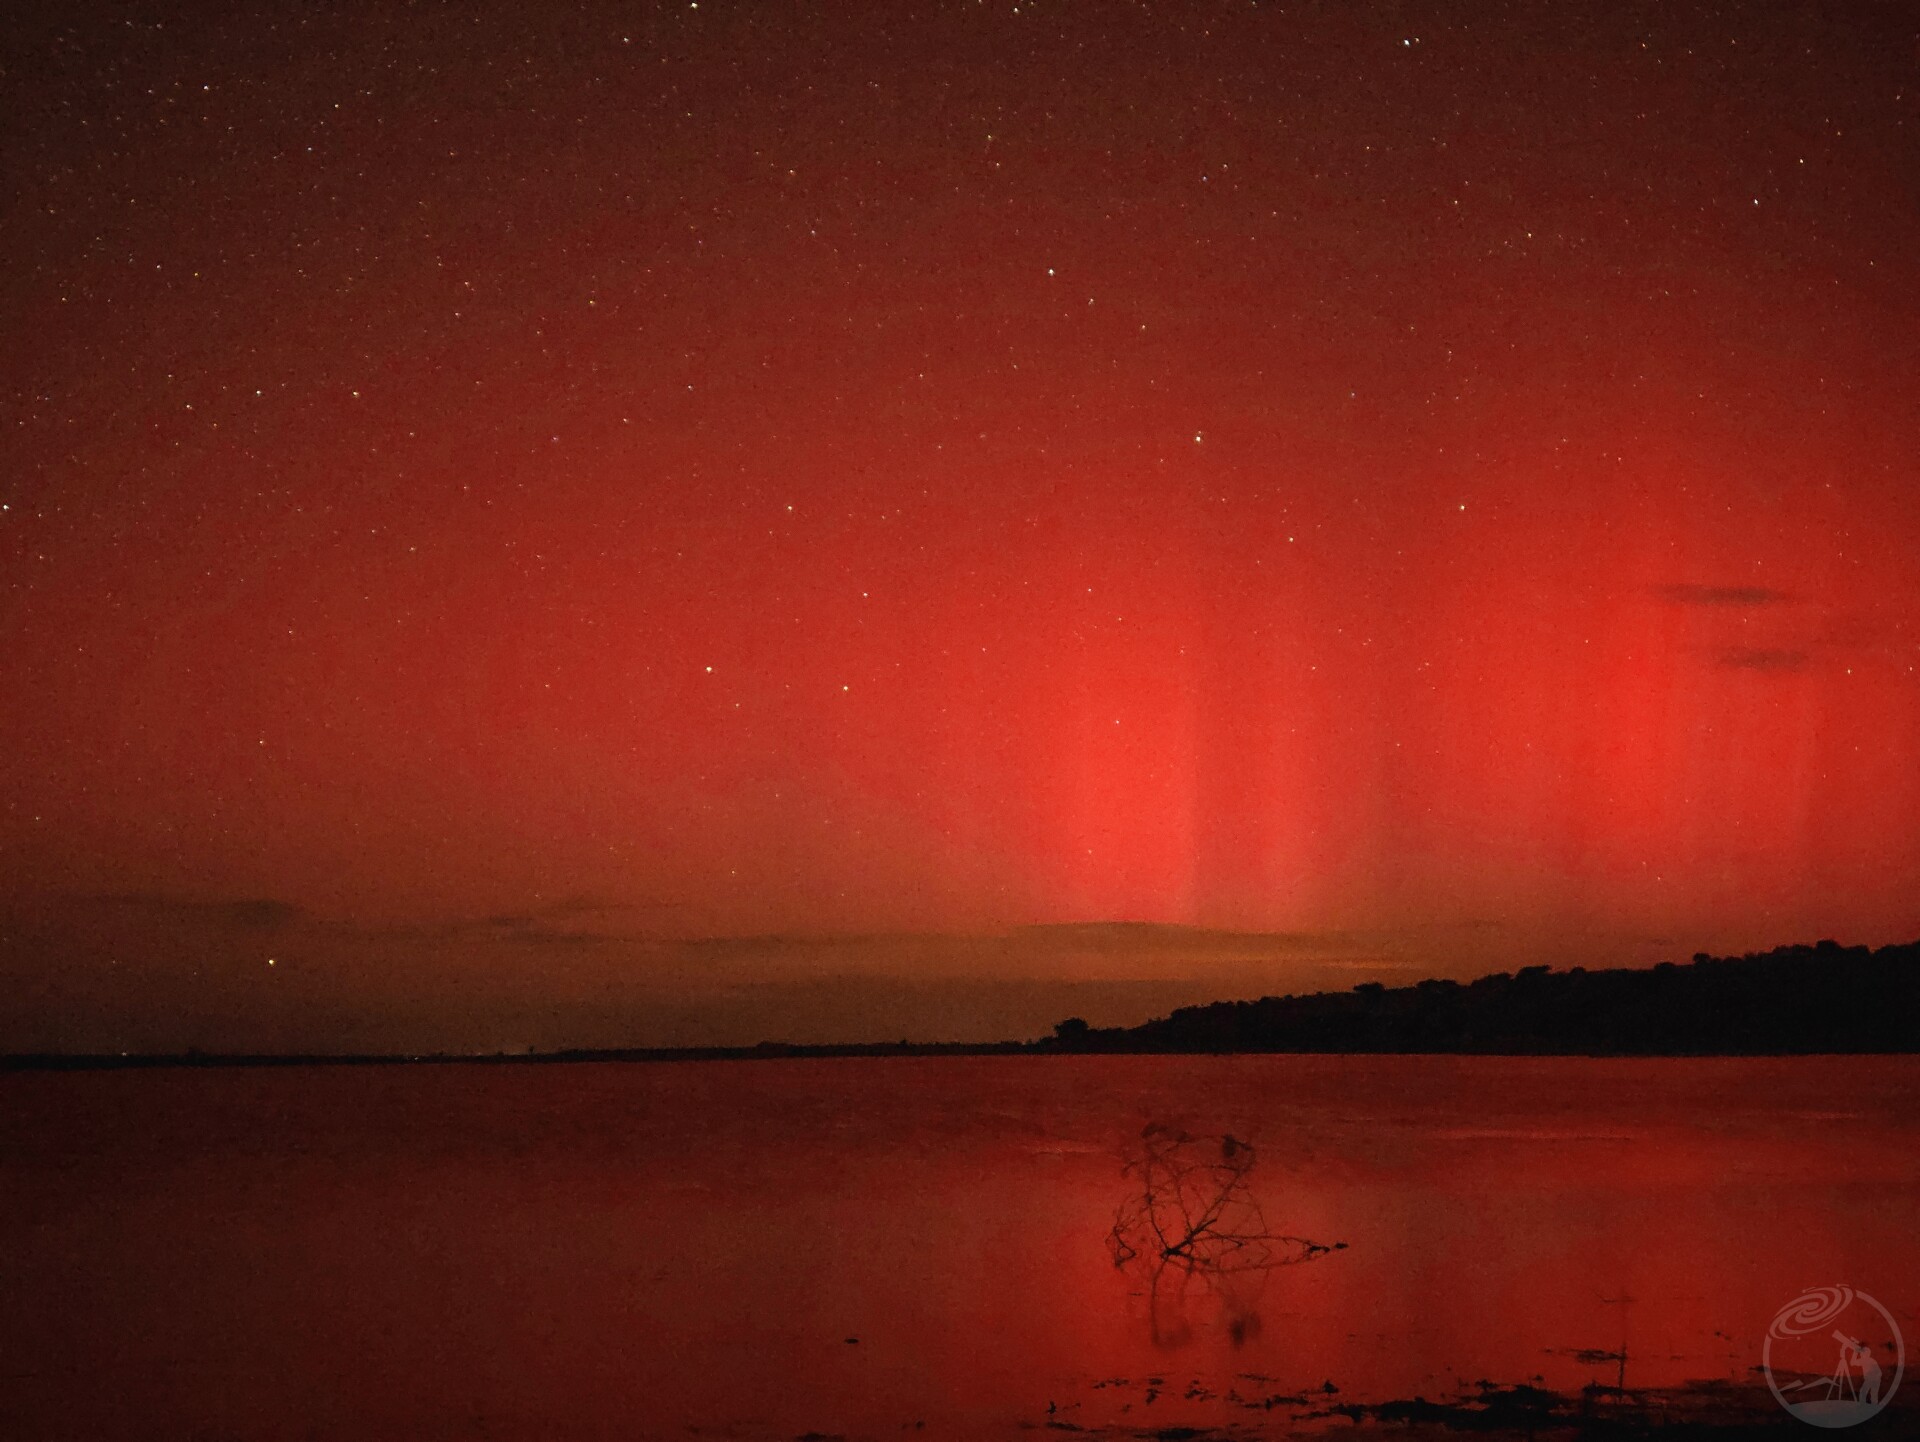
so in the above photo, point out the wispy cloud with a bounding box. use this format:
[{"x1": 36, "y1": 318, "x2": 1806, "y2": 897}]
[
  {"x1": 351, "y1": 897, "x2": 684, "y2": 946},
  {"x1": 1654, "y1": 583, "x2": 1791, "y2": 608},
  {"x1": 1653, "y1": 584, "x2": 1820, "y2": 673},
  {"x1": 663, "y1": 923, "x2": 1366, "y2": 982},
  {"x1": 1716, "y1": 646, "x2": 1811, "y2": 672},
  {"x1": 81, "y1": 894, "x2": 306, "y2": 931}
]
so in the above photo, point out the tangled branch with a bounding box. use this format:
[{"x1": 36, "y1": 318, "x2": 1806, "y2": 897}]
[{"x1": 1107, "y1": 1122, "x2": 1339, "y2": 1346}]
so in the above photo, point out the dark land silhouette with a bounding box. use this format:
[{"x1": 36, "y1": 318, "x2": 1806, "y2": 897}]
[
  {"x1": 1040, "y1": 938, "x2": 1919, "y2": 1056},
  {"x1": 4, "y1": 938, "x2": 1914, "y2": 1067}
]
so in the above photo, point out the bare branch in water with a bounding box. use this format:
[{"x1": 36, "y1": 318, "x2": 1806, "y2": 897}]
[{"x1": 1108, "y1": 1122, "x2": 1342, "y2": 1348}]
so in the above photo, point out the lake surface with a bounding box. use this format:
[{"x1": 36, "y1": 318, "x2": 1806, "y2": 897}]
[{"x1": 3, "y1": 1055, "x2": 1916, "y2": 1439}]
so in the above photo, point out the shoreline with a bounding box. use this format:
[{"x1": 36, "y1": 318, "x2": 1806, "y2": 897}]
[{"x1": 7, "y1": 1042, "x2": 1917, "y2": 1071}]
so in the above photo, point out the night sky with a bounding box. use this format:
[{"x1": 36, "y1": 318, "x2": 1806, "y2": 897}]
[{"x1": 5, "y1": 2, "x2": 1918, "y2": 1052}]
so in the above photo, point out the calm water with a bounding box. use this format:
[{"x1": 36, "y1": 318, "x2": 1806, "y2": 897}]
[{"x1": 3, "y1": 1055, "x2": 1916, "y2": 1439}]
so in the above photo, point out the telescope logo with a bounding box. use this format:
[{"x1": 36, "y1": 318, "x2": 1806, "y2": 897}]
[{"x1": 1762, "y1": 1285, "x2": 1903, "y2": 1428}]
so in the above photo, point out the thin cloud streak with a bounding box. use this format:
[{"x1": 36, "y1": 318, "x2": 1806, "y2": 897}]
[{"x1": 1654, "y1": 584, "x2": 1793, "y2": 608}]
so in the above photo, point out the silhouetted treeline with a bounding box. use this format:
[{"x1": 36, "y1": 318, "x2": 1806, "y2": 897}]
[
  {"x1": 1040, "y1": 939, "x2": 1920, "y2": 1055},
  {"x1": 9, "y1": 939, "x2": 1915, "y2": 1068}
]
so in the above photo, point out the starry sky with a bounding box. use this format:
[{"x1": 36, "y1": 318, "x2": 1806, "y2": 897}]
[{"x1": 4, "y1": 1, "x2": 1918, "y2": 1051}]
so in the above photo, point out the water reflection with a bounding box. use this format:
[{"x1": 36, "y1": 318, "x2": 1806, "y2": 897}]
[
  {"x1": 4, "y1": 1057, "x2": 1916, "y2": 1439},
  {"x1": 1108, "y1": 1121, "x2": 1342, "y2": 1349}
]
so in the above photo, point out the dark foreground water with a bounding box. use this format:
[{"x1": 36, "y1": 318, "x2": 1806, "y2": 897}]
[{"x1": 3, "y1": 1055, "x2": 1916, "y2": 1439}]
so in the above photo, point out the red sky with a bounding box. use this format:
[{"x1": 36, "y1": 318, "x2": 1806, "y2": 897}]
[{"x1": 4, "y1": 1, "x2": 1918, "y2": 1050}]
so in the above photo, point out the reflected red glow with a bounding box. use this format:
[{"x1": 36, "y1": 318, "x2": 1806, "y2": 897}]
[{"x1": 3, "y1": 1057, "x2": 1915, "y2": 1437}]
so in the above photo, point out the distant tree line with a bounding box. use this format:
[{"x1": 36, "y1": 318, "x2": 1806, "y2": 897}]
[{"x1": 1041, "y1": 939, "x2": 1919, "y2": 1055}]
